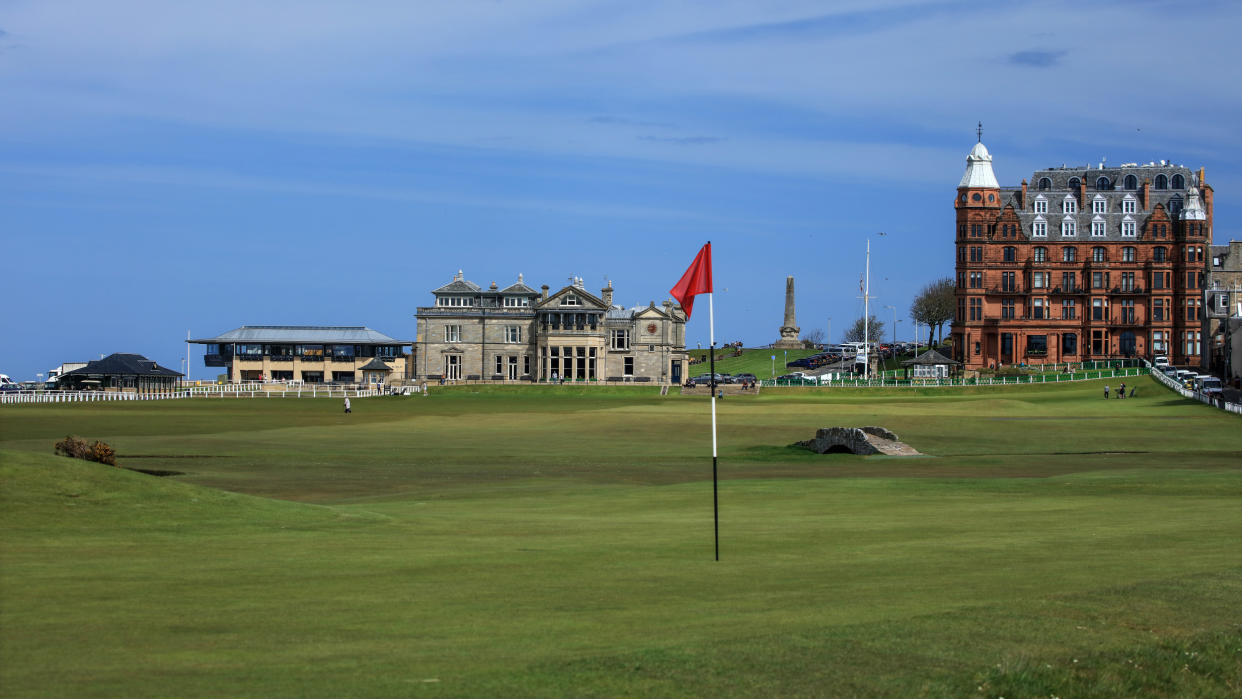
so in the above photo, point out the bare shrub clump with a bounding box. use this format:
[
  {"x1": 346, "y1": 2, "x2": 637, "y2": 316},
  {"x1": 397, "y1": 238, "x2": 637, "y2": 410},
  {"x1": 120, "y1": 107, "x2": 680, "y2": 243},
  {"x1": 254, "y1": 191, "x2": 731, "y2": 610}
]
[{"x1": 54, "y1": 435, "x2": 118, "y2": 467}]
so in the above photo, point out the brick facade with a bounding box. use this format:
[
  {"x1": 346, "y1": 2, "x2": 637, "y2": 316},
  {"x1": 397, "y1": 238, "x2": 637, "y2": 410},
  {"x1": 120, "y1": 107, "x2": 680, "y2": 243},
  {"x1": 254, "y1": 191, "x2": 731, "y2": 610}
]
[{"x1": 950, "y1": 142, "x2": 1213, "y2": 370}]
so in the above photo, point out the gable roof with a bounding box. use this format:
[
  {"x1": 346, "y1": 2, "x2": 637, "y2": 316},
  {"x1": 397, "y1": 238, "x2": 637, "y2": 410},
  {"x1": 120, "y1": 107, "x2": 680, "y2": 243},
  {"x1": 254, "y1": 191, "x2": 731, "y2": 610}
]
[
  {"x1": 499, "y1": 281, "x2": 539, "y2": 295},
  {"x1": 538, "y1": 285, "x2": 606, "y2": 309},
  {"x1": 432, "y1": 279, "x2": 482, "y2": 294},
  {"x1": 60, "y1": 353, "x2": 183, "y2": 378},
  {"x1": 358, "y1": 358, "x2": 392, "y2": 372},
  {"x1": 190, "y1": 326, "x2": 407, "y2": 344},
  {"x1": 901, "y1": 349, "x2": 961, "y2": 367}
]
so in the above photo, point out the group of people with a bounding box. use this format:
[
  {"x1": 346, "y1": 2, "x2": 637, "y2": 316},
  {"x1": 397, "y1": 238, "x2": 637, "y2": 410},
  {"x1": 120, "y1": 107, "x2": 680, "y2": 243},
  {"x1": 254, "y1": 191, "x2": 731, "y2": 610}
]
[{"x1": 1104, "y1": 382, "x2": 1135, "y2": 399}]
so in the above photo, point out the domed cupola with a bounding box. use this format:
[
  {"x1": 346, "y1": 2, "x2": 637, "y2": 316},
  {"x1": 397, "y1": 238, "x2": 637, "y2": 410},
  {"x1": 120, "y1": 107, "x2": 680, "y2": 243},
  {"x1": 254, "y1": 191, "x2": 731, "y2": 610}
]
[
  {"x1": 959, "y1": 140, "x2": 1000, "y2": 189},
  {"x1": 1182, "y1": 182, "x2": 1206, "y2": 221}
]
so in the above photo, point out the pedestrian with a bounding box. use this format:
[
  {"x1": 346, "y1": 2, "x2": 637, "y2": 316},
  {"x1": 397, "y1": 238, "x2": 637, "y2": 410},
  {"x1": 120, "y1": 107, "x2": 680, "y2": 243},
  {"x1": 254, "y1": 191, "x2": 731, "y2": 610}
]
[
  {"x1": 1104, "y1": 385, "x2": 1110, "y2": 399},
  {"x1": 1119, "y1": 382, "x2": 1126, "y2": 399},
  {"x1": 344, "y1": 396, "x2": 351, "y2": 414}
]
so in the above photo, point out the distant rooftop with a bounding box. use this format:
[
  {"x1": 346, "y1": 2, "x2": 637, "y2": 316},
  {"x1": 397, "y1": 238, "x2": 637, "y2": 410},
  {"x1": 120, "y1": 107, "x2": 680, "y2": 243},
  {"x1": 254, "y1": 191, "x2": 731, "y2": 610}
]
[{"x1": 190, "y1": 326, "x2": 409, "y2": 344}]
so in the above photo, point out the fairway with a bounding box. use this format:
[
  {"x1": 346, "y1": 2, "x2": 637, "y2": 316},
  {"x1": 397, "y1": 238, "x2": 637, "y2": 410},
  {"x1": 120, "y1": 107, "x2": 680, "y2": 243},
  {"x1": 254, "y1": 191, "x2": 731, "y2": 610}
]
[{"x1": 2, "y1": 377, "x2": 1241, "y2": 697}]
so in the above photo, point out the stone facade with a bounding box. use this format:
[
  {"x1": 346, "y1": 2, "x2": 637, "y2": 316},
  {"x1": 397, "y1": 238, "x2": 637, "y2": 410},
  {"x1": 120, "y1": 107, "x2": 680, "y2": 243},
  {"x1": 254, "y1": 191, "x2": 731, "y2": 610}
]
[
  {"x1": 415, "y1": 272, "x2": 689, "y2": 384},
  {"x1": 1207, "y1": 240, "x2": 1242, "y2": 376},
  {"x1": 950, "y1": 140, "x2": 1213, "y2": 370}
]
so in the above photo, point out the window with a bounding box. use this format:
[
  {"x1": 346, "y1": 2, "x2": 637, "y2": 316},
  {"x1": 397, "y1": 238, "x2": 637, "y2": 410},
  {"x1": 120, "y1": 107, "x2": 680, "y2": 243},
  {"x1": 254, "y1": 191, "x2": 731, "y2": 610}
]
[
  {"x1": 1038, "y1": 177, "x2": 1052, "y2": 191},
  {"x1": 1168, "y1": 195, "x2": 1182, "y2": 214},
  {"x1": 561, "y1": 293, "x2": 581, "y2": 306},
  {"x1": 1120, "y1": 273, "x2": 1136, "y2": 292},
  {"x1": 504, "y1": 325, "x2": 522, "y2": 343},
  {"x1": 1123, "y1": 174, "x2": 1137, "y2": 190},
  {"x1": 1062, "y1": 299, "x2": 1076, "y2": 319},
  {"x1": 1186, "y1": 271, "x2": 1197, "y2": 289},
  {"x1": 1186, "y1": 300, "x2": 1198, "y2": 321},
  {"x1": 1093, "y1": 196, "x2": 1107, "y2": 213},
  {"x1": 1153, "y1": 247, "x2": 1166, "y2": 262},
  {"x1": 1003, "y1": 246, "x2": 1016, "y2": 262},
  {"x1": 1152, "y1": 298, "x2": 1164, "y2": 321},
  {"x1": 609, "y1": 329, "x2": 630, "y2": 350},
  {"x1": 1153, "y1": 271, "x2": 1167, "y2": 289},
  {"x1": 444, "y1": 355, "x2": 462, "y2": 380},
  {"x1": 1122, "y1": 197, "x2": 1136, "y2": 214},
  {"x1": 437, "y1": 296, "x2": 475, "y2": 307},
  {"x1": 1002, "y1": 298, "x2": 1015, "y2": 319},
  {"x1": 1002, "y1": 271, "x2": 1016, "y2": 292},
  {"x1": 1068, "y1": 177, "x2": 1081, "y2": 190},
  {"x1": 1119, "y1": 246, "x2": 1134, "y2": 263},
  {"x1": 1090, "y1": 219, "x2": 1105, "y2": 237},
  {"x1": 1062, "y1": 196, "x2": 1077, "y2": 214},
  {"x1": 969, "y1": 271, "x2": 984, "y2": 288},
  {"x1": 1171, "y1": 173, "x2": 1185, "y2": 189},
  {"x1": 1027, "y1": 335, "x2": 1047, "y2": 355},
  {"x1": 1033, "y1": 197, "x2": 1048, "y2": 213},
  {"x1": 297, "y1": 344, "x2": 324, "y2": 359},
  {"x1": 1062, "y1": 246, "x2": 1077, "y2": 262},
  {"x1": 1063, "y1": 219, "x2": 1077, "y2": 236},
  {"x1": 1062, "y1": 333, "x2": 1078, "y2": 355},
  {"x1": 958, "y1": 272, "x2": 966, "y2": 289},
  {"x1": 1032, "y1": 271, "x2": 1048, "y2": 289},
  {"x1": 1092, "y1": 330, "x2": 1106, "y2": 355},
  {"x1": 495, "y1": 355, "x2": 504, "y2": 375},
  {"x1": 1155, "y1": 174, "x2": 1168, "y2": 190},
  {"x1": 1092, "y1": 247, "x2": 1106, "y2": 263},
  {"x1": 1151, "y1": 331, "x2": 1165, "y2": 353},
  {"x1": 1032, "y1": 219, "x2": 1047, "y2": 237},
  {"x1": 958, "y1": 246, "x2": 967, "y2": 262},
  {"x1": 1033, "y1": 246, "x2": 1047, "y2": 262},
  {"x1": 1092, "y1": 298, "x2": 1106, "y2": 320},
  {"x1": 1031, "y1": 298, "x2": 1045, "y2": 319},
  {"x1": 970, "y1": 246, "x2": 983, "y2": 262},
  {"x1": 444, "y1": 325, "x2": 462, "y2": 342},
  {"x1": 1121, "y1": 220, "x2": 1136, "y2": 237},
  {"x1": 1214, "y1": 256, "x2": 1223, "y2": 268},
  {"x1": 1096, "y1": 177, "x2": 1111, "y2": 191},
  {"x1": 969, "y1": 298, "x2": 983, "y2": 321},
  {"x1": 1184, "y1": 331, "x2": 1200, "y2": 356},
  {"x1": 503, "y1": 296, "x2": 530, "y2": 307},
  {"x1": 1061, "y1": 272, "x2": 1076, "y2": 290},
  {"x1": 623, "y1": 356, "x2": 634, "y2": 376},
  {"x1": 1092, "y1": 271, "x2": 1105, "y2": 289}
]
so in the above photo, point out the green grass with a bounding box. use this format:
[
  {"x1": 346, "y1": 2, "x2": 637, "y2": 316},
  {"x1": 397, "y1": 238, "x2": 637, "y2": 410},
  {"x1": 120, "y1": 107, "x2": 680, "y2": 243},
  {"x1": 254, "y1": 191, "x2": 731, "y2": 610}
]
[
  {"x1": 2, "y1": 377, "x2": 1241, "y2": 697},
  {"x1": 688, "y1": 347, "x2": 820, "y2": 378}
]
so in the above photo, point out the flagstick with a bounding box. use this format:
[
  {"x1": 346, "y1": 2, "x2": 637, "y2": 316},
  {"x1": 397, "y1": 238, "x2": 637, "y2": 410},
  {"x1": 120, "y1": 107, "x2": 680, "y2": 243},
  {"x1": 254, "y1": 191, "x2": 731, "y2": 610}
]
[{"x1": 709, "y1": 290, "x2": 719, "y2": 561}]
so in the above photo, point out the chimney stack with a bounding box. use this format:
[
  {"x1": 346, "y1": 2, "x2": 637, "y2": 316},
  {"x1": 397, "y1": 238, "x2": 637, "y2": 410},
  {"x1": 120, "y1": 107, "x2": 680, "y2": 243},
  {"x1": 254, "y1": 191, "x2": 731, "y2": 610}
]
[
  {"x1": 601, "y1": 280, "x2": 614, "y2": 307},
  {"x1": 541, "y1": 285, "x2": 549, "y2": 301}
]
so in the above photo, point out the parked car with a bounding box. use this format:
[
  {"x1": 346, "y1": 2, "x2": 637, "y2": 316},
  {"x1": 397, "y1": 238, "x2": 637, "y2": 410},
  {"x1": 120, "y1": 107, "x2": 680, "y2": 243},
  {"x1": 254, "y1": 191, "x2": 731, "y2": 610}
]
[
  {"x1": 689, "y1": 373, "x2": 722, "y2": 386},
  {"x1": 1152, "y1": 355, "x2": 1170, "y2": 368},
  {"x1": 734, "y1": 373, "x2": 757, "y2": 384}
]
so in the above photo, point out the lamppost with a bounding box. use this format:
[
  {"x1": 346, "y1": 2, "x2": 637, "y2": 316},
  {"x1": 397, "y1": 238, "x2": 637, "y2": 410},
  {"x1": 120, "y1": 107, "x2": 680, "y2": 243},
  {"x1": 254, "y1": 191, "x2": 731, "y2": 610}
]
[{"x1": 827, "y1": 317, "x2": 831, "y2": 345}]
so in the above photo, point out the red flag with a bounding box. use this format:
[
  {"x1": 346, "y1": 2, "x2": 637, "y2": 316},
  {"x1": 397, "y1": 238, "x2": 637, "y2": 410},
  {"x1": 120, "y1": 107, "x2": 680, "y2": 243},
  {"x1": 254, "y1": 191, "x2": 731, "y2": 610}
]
[{"x1": 670, "y1": 242, "x2": 713, "y2": 318}]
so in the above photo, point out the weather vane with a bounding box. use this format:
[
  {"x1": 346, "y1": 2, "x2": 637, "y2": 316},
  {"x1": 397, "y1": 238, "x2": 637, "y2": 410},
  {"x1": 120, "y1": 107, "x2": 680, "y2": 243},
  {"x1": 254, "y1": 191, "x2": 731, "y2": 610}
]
[{"x1": 977, "y1": 121, "x2": 983, "y2": 143}]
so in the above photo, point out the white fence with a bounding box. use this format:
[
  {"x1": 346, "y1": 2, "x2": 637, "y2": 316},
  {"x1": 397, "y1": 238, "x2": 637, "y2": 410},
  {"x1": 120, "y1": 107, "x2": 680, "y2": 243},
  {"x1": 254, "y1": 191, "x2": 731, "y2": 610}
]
[
  {"x1": 1146, "y1": 363, "x2": 1242, "y2": 416},
  {"x1": 1, "y1": 385, "x2": 411, "y2": 405},
  {"x1": 763, "y1": 366, "x2": 1147, "y2": 388}
]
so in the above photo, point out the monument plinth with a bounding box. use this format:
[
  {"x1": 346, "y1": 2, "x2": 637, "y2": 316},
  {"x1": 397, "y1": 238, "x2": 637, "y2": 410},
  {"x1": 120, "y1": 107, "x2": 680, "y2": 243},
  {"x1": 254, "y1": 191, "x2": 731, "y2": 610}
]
[{"x1": 773, "y1": 275, "x2": 802, "y2": 349}]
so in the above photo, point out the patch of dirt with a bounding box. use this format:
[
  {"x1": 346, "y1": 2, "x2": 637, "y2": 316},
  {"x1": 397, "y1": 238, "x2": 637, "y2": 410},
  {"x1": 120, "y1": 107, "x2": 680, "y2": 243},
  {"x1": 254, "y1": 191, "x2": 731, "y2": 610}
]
[{"x1": 123, "y1": 468, "x2": 186, "y2": 477}]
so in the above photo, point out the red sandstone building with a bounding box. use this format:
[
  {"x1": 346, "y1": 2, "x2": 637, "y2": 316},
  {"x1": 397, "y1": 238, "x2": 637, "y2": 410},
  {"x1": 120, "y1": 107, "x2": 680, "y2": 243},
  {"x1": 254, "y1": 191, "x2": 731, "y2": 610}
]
[{"x1": 950, "y1": 139, "x2": 1212, "y2": 370}]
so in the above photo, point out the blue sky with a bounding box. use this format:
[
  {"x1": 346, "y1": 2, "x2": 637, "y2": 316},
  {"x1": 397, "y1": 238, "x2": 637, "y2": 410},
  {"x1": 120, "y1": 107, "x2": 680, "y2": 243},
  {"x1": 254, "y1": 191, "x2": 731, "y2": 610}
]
[{"x1": 2, "y1": 0, "x2": 1240, "y2": 380}]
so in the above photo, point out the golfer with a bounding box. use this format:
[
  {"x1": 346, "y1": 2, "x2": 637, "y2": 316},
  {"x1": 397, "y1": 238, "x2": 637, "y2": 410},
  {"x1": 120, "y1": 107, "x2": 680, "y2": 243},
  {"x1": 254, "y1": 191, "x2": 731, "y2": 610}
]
[
  {"x1": 344, "y1": 397, "x2": 351, "y2": 414},
  {"x1": 1104, "y1": 385, "x2": 1110, "y2": 399}
]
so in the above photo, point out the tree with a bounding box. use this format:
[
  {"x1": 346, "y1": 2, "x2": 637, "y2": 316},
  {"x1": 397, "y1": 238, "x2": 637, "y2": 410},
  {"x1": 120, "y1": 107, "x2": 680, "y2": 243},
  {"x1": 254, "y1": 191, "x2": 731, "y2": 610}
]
[
  {"x1": 910, "y1": 277, "x2": 955, "y2": 345},
  {"x1": 843, "y1": 316, "x2": 885, "y2": 345},
  {"x1": 802, "y1": 328, "x2": 825, "y2": 348}
]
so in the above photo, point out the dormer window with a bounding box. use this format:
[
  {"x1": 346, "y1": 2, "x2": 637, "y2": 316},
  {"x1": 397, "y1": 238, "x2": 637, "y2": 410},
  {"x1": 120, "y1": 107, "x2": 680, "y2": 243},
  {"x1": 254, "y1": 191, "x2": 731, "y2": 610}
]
[
  {"x1": 1169, "y1": 195, "x2": 1182, "y2": 214},
  {"x1": 1171, "y1": 174, "x2": 1185, "y2": 189},
  {"x1": 1095, "y1": 177, "x2": 1111, "y2": 190},
  {"x1": 1037, "y1": 177, "x2": 1052, "y2": 190},
  {"x1": 1155, "y1": 174, "x2": 1168, "y2": 189},
  {"x1": 437, "y1": 296, "x2": 475, "y2": 307},
  {"x1": 1032, "y1": 217, "x2": 1047, "y2": 237},
  {"x1": 1033, "y1": 196, "x2": 1048, "y2": 214},
  {"x1": 1062, "y1": 196, "x2": 1077, "y2": 214},
  {"x1": 1121, "y1": 218, "x2": 1136, "y2": 237},
  {"x1": 1092, "y1": 196, "x2": 1107, "y2": 214},
  {"x1": 1062, "y1": 218, "x2": 1077, "y2": 236},
  {"x1": 1090, "y1": 218, "x2": 1106, "y2": 237},
  {"x1": 1067, "y1": 177, "x2": 1081, "y2": 189},
  {"x1": 1122, "y1": 195, "x2": 1136, "y2": 214},
  {"x1": 1123, "y1": 174, "x2": 1138, "y2": 190}
]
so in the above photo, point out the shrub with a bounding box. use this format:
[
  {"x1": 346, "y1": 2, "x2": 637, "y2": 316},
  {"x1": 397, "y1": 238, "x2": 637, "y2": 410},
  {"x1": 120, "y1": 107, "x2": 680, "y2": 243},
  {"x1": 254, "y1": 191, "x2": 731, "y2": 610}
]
[{"x1": 54, "y1": 435, "x2": 118, "y2": 467}]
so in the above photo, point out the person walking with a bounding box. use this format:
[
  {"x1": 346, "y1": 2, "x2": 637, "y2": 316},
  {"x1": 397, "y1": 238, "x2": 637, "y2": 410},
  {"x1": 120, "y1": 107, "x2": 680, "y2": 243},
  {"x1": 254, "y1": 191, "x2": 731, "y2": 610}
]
[
  {"x1": 1119, "y1": 382, "x2": 1126, "y2": 399},
  {"x1": 1104, "y1": 385, "x2": 1110, "y2": 399},
  {"x1": 344, "y1": 396, "x2": 351, "y2": 414}
]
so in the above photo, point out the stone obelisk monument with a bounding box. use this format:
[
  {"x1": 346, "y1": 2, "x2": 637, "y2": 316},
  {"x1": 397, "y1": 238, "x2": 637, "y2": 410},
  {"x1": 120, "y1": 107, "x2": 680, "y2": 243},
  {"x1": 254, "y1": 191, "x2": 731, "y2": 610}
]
[{"x1": 773, "y1": 276, "x2": 802, "y2": 348}]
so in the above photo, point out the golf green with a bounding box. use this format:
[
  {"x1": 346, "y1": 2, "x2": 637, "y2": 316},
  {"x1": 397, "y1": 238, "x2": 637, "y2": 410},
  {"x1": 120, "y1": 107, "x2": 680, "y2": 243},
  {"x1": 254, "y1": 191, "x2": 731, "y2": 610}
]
[{"x1": 2, "y1": 376, "x2": 1239, "y2": 697}]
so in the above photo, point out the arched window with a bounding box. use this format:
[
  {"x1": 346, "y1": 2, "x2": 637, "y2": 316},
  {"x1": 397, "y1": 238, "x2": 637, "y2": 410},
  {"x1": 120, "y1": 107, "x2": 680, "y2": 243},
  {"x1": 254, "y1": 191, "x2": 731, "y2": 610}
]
[
  {"x1": 1096, "y1": 176, "x2": 1111, "y2": 190},
  {"x1": 1033, "y1": 246, "x2": 1047, "y2": 262},
  {"x1": 1123, "y1": 174, "x2": 1138, "y2": 190},
  {"x1": 1155, "y1": 174, "x2": 1168, "y2": 189},
  {"x1": 1093, "y1": 246, "x2": 1106, "y2": 263},
  {"x1": 1003, "y1": 246, "x2": 1016, "y2": 262},
  {"x1": 1068, "y1": 177, "x2": 1081, "y2": 189},
  {"x1": 1038, "y1": 177, "x2": 1052, "y2": 191},
  {"x1": 1153, "y1": 246, "x2": 1166, "y2": 262},
  {"x1": 1122, "y1": 246, "x2": 1136, "y2": 262},
  {"x1": 1062, "y1": 246, "x2": 1077, "y2": 262},
  {"x1": 1171, "y1": 173, "x2": 1185, "y2": 189}
]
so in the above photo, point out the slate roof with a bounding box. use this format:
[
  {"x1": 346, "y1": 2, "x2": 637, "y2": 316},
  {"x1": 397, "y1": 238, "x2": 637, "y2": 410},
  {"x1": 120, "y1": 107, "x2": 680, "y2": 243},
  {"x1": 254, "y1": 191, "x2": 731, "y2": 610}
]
[
  {"x1": 191, "y1": 326, "x2": 408, "y2": 344},
  {"x1": 358, "y1": 358, "x2": 392, "y2": 372},
  {"x1": 60, "y1": 353, "x2": 183, "y2": 378},
  {"x1": 432, "y1": 279, "x2": 482, "y2": 293},
  {"x1": 901, "y1": 349, "x2": 961, "y2": 367},
  {"x1": 499, "y1": 281, "x2": 539, "y2": 295}
]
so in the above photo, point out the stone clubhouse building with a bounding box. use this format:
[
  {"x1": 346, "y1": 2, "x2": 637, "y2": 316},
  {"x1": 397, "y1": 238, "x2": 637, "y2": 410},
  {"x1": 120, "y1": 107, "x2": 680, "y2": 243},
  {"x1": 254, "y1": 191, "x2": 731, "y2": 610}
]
[{"x1": 414, "y1": 272, "x2": 690, "y2": 384}]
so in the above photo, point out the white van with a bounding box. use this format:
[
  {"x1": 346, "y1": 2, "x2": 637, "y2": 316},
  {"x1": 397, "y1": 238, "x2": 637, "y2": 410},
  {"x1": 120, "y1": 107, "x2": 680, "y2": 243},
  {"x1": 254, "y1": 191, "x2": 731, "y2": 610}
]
[{"x1": 1152, "y1": 355, "x2": 1170, "y2": 368}]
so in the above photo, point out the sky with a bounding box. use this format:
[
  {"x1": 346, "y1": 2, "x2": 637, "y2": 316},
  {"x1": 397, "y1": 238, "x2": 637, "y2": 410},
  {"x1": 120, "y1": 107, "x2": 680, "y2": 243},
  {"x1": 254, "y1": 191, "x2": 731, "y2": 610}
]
[{"x1": 2, "y1": 0, "x2": 1240, "y2": 380}]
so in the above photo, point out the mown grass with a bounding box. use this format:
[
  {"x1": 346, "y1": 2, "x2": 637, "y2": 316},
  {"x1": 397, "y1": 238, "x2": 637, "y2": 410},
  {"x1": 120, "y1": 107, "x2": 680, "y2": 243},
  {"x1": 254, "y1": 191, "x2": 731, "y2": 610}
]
[
  {"x1": 2, "y1": 376, "x2": 1241, "y2": 697},
  {"x1": 687, "y1": 347, "x2": 820, "y2": 377}
]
